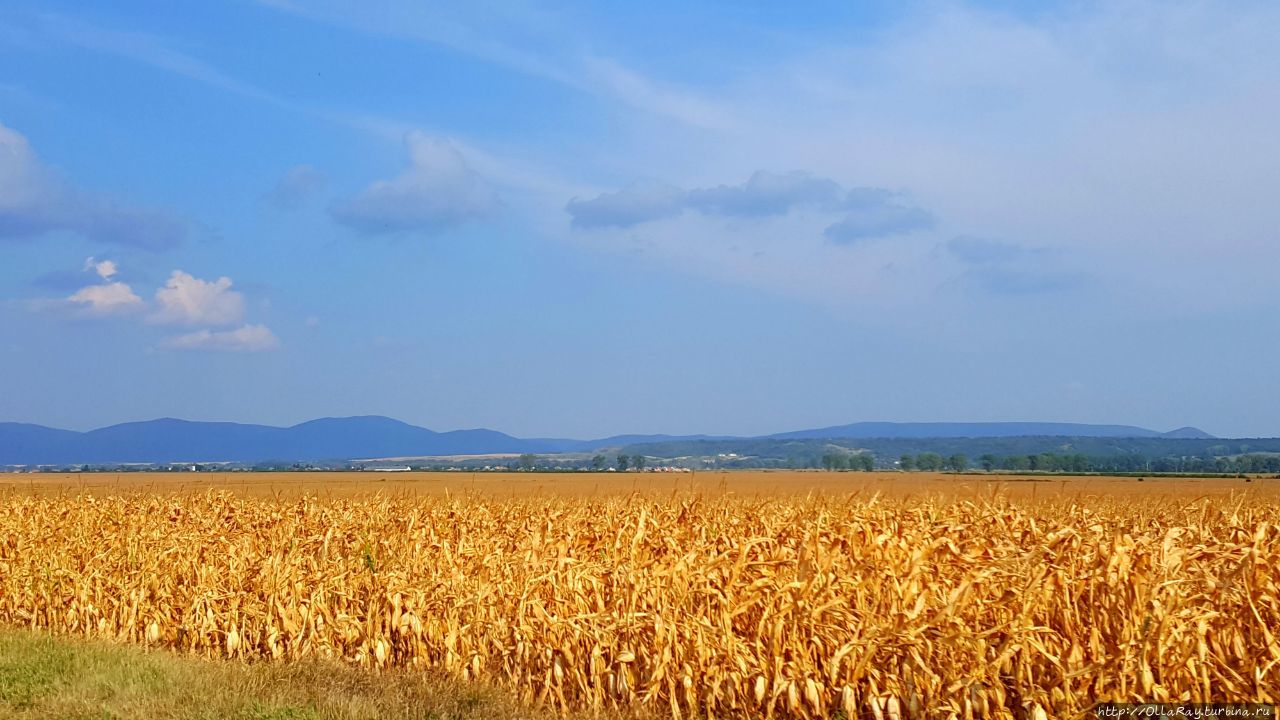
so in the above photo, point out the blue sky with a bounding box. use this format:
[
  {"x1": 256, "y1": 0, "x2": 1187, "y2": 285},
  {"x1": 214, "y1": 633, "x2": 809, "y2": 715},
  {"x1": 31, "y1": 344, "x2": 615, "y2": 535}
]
[{"x1": 2, "y1": 0, "x2": 1278, "y2": 437}]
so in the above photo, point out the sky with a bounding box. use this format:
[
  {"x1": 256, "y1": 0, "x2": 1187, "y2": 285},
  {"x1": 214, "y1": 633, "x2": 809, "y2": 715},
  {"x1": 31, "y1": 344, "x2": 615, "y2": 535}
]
[{"x1": 1, "y1": 0, "x2": 1278, "y2": 438}]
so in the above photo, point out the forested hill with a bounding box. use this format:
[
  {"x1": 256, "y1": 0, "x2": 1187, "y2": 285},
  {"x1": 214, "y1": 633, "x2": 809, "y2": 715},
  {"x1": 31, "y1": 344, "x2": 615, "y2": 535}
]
[{"x1": 616, "y1": 436, "x2": 1280, "y2": 471}]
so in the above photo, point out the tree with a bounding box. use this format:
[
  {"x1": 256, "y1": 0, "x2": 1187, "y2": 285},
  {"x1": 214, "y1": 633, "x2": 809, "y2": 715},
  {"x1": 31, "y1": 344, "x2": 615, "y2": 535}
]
[
  {"x1": 899, "y1": 454, "x2": 916, "y2": 471},
  {"x1": 980, "y1": 454, "x2": 998, "y2": 472},
  {"x1": 822, "y1": 453, "x2": 846, "y2": 471},
  {"x1": 856, "y1": 453, "x2": 875, "y2": 471},
  {"x1": 632, "y1": 454, "x2": 646, "y2": 471},
  {"x1": 616, "y1": 454, "x2": 630, "y2": 471},
  {"x1": 590, "y1": 454, "x2": 606, "y2": 471},
  {"x1": 518, "y1": 453, "x2": 537, "y2": 471},
  {"x1": 916, "y1": 452, "x2": 943, "y2": 471},
  {"x1": 946, "y1": 454, "x2": 969, "y2": 472}
]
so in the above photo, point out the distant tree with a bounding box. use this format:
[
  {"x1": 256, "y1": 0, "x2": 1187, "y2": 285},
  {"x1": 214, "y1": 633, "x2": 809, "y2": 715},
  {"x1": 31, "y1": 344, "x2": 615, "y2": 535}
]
[
  {"x1": 917, "y1": 452, "x2": 943, "y2": 471},
  {"x1": 633, "y1": 454, "x2": 646, "y2": 471},
  {"x1": 518, "y1": 453, "x2": 537, "y2": 471},
  {"x1": 946, "y1": 454, "x2": 969, "y2": 472},
  {"x1": 980, "y1": 454, "x2": 998, "y2": 472},
  {"x1": 590, "y1": 454, "x2": 607, "y2": 471},
  {"x1": 822, "y1": 453, "x2": 845, "y2": 471},
  {"x1": 856, "y1": 453, "x2": 875, "y2": 472},
  {"x1": 899, "y1": 454, "x2": 916, "y2": 471},
  {"x1": 1063, "y1": 454, "x2": 1090, "y2": 472},
  {"x1": 1029, "y1": 453, "x2": 1060, "y2": 472},
  {"x1": 616, "y1": 454, "x2": 630, "y2": 471}
]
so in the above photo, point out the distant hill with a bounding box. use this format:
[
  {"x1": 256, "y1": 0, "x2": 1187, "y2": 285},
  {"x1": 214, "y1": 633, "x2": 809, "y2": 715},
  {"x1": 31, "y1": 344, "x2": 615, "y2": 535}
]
[
  {"x1": 0, "y1": 416, "x2": 557, "y2": 465},
  {"x1": 767, "y1": 421, "x2": 1214, "y2": 440},
  {"x1": 0, "y1": 416, "x2": 1217, "y2": 465},
  {"x1": 1160, "y1": 426, "x2": 1216, "y2": 439}
]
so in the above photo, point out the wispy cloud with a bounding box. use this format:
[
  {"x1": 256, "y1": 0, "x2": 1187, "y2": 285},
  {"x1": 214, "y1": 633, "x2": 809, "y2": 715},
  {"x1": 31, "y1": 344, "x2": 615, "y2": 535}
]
[
  {"x1": 823, "y1": 206, "x2": 934, "y2": 245},
  {"x1": 0, "y1": 122, "x2": 184, "y2": 250},
  {"x1": 582, "y1": 57, "x2": 733, "y2": 131},
  {"x1": 36, "y1": 13, "x2": 285, "y2": 106},
  {"x1": 159, "y1": 324, "x2": 281, "y2": 352},
  {"x1": 253, "y1": 1, "x2": 731, "y2": 130},
  {"x1": 566, "y1": 181, "x2": 684, "y2": 229},
  {"x1": 263, "y1": 165, "x2": 327, "y2": 210},
  {"x1": 684, "y1": 171, "x2": 846, "y2": 218},
  {"x1": 946, "y1": 236, "x2": 1088, "y2": 296},
  {"x1": 14, "y1": 12, "x2": 413, "y2": 142},
  {"x1": 568, "y1": 170, "x2": 931, "y2": 244}
]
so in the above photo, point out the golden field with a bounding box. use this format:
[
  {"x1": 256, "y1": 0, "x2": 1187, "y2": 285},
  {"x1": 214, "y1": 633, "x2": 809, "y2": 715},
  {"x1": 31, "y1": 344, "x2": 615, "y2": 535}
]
[{"x1": 1, "y1": 471, "x2": 1277, "y2": 718}]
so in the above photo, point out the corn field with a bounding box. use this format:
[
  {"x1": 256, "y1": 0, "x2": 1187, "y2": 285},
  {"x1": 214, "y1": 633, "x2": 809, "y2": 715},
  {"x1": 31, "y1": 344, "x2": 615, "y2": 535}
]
[{"x1": 0, "y1": 490, "x2": 1277, "y2": 718}]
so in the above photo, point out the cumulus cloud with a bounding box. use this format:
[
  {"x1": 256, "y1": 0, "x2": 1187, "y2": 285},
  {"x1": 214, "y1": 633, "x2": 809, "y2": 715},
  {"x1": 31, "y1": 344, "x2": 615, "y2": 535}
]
[
  {"x1": 66, "y1": 281, "x2": 144, "y2": 316},
  {"x1": 567, "y1": 170, "x2": 932, "y2": 242},
  {"x1": 0, "y1": 122, "x2": 184, "y2": 250},
  {"x1": 264, "y1": 164, "x2": 327, "y2": 210},
  {"x1": 330, "y1": 132, "x2": 498, "y2": 234},
  {"x1": 159, "y1": 324, "x2": 281, "y2": 352},
  {"x1": 22, "y1": 260, "x2": 284, "y2": 348},
  {"x1": 26, "y1": 258, "x2": 142, "y2": 316},
  {"x1": 151, "y1": 270, "x2": 245, "y2": 326}
]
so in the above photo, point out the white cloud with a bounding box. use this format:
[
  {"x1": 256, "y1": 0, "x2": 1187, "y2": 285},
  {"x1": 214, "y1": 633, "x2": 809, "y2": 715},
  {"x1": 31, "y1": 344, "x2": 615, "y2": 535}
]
[
  {"x1": 84, "y1": 257, "x2": 118, "y2": 280},
  {"x1": 0, "y1": 122, "x2": 184, "y2": 250},
  {"x1": 330, "y1": 132, "x2": 498, "y2": 234},
  {"x1": 159, "y1": 324, "x2": 281, "y2": 352},
  {"x1": 151, "y1": 270, "x2": 245, "y2": 326},
  {"x1": 66, "y1": 281, "x2": 143, "y2": 316},
  {"x1": 22, "y1": 260, "x2": 285, "y2": 350},
  {"x1": 25, "y1": 259, "x2": 141, "y2": 317}
]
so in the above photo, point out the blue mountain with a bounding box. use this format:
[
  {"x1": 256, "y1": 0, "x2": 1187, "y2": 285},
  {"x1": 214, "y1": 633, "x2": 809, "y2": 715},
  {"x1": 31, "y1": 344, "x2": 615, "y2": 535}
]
[
  {"x1": 0, "y1": 416, "x2": 543, "y2": 465},
  {"x1": 0, "y1": 417, "x2": 1214, "y2": 465}
]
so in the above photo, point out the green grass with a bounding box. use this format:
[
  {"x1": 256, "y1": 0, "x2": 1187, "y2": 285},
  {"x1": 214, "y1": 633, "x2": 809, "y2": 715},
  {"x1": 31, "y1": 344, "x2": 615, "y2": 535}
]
[{"x1": 0, "y1": 627, "x2": 636, "y2": 720}]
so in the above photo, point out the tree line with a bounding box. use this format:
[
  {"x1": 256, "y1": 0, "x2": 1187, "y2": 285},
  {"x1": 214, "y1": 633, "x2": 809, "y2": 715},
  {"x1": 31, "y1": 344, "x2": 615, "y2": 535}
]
[
  {"x1": 517, "y1": 454, "x2": 649, "y2": 471},
  {"x1": 820, "y1": 452, "x2": 876, "y2": 471},
  {"x1": 820, "y1": 451, "x2": 1280, "y2": 474}
]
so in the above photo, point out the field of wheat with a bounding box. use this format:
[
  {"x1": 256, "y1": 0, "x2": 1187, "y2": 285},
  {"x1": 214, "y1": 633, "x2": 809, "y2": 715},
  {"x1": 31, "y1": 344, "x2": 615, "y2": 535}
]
[{"x1": 1, "y1": 484, "x2": 1277, "y2": 719}]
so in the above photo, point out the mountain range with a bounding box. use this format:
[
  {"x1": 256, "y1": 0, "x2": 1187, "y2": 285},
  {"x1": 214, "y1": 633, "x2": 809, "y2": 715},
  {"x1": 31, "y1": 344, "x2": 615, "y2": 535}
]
[{"x1": 0, "y1": 417, "x2": 1215, "y2": 466}]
